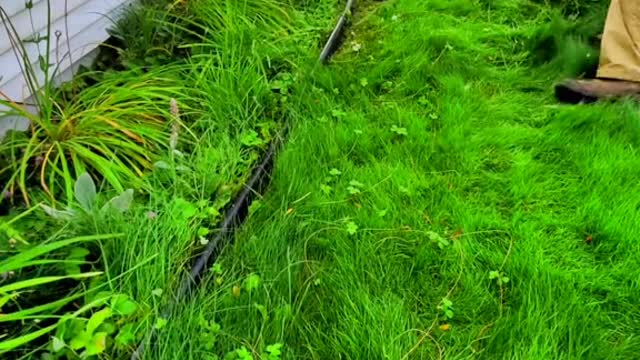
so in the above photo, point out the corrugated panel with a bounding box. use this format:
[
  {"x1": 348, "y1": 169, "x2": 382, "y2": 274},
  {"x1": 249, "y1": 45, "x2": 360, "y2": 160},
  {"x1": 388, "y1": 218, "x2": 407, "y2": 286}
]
[{"x1": 0, "y1": 0, "x2": 130, "y2": 102}]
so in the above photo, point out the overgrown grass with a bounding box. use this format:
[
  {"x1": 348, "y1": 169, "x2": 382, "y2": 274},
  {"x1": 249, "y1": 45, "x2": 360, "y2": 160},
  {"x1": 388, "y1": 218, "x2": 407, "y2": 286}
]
[
  {"x1": 1, "y1": 0, "x2": 302, "y2": 356},
  {"x1": 146, "y1": 0, "x2": 640, "y2": 359},
  {"x1": 5, "y1": 0, "x2": 640, "y2": 358}
]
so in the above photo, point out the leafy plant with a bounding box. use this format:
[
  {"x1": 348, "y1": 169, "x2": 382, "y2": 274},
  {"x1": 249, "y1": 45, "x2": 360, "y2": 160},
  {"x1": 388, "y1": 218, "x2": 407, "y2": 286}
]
[
  {"x1": 346, "y1": 221, "x2": 359, "y2": 235},
  {"x1": 154, "y1": 317, "x2": 168, "y2": 330},
  {"x1": 390, "y1": 125, "x2": 408, "y2": 136},
  {"x1": 68, "y1": 307, "x2": 112, "y2": 356},
  {"x1": 437, "y1": 297, "x2": 454, "y2": 320},
  {"x1": 0, "y1": 4, "x2": 191, "y2": 205},
  {"x1": 347, "y1": 180, "x2": 364, "y2": 195},
  {"x1": 108, "y1": 1, "x2": 194, "y2": 69},
  {"x1": 489, "y1": 270, "x2": 510, "y2": 286},
  {"x1": 427, "y1": 231, "x2": 450, "y2": 249},
  {"x1": 40, "y1": 173, "x2": 133, "y2": 220},
  {"x1": 263, "y1": 343, "x2": 283, "y2": 360},
  {"x1": 0, "y1": 233, "x2": 118, "y2": 353},
  {"x1": 235, "y1": 346, "x2": 254, "y2": 360},
  {"x1": 244, "y1": 273, "x2": 261, "y2": 292},
  {"x1": 198, "y1": 314, "x2": 221, "y2": 351},
  {"x1": 2, "y1": 70, "x2": 190, "y2": 206},
  {"x1": 46, "y1": 294, "x2": 141, "y2": 357},
  {"x1": 240, "y1": 130, "x2": 267, "y2": 147}
]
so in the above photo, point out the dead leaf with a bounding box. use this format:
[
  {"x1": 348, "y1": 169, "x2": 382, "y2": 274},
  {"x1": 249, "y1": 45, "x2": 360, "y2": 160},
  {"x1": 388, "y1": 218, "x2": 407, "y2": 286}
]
[{"x1": 439, "y1": 324, "x2": 451, "y2": 331}]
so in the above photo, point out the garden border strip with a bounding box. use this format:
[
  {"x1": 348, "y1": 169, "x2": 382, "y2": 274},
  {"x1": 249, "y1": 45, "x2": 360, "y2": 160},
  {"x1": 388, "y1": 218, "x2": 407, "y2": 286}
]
[
  {"x1": 131, "y1": 137, "x2": 280, "y2": 360},
  {"x1": 319, "y1": 0, "x2": 356, "y2": 63},
  {"x1": 133, "y1": 0, "x2": 358, "y2": 356}
]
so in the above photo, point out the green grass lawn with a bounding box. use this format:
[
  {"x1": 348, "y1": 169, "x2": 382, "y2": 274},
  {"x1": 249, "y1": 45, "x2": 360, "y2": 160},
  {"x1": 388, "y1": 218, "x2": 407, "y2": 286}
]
[
  {"x1": 3, "y1": 0, "x2": 640, "y2": 358},
  {"x1": 147, "y1": 0, "x2": 640, "y2": 359}
]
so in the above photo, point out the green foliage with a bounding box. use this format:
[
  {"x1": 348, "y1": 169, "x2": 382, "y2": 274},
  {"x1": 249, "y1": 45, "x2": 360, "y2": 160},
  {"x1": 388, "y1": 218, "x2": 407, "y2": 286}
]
[
  {"x1": 134, "y1": 1, "x2": 640, "y2": 359},
  {"x1": 243, "y1": 273, "x2": 261, "y2": 292},
  {"x1": 489, "y1": 270, "x2": 510, "y2": 286},
  {"x1": 0, "y1": 3, "x2": 197, "y2": 206},
  {"x1": 7, "y1": 0, "x2": 638, "y2": 359},
  {"x1": 41, "y1": 172, "x2": 134, "y2": 220},
  {"x1": 0, "y1": 233, "x2": 117, "y2": 354},
  {"x1": 154, "y1": 317, "x2": 168, "y2": 330},
  {"x1": 437, "y1": 297, "x2": 454, "y2": 320},
  {"x1": 235, "y1": 346, "x2": 254, "y2": 360},
  {"x1": 390, "y1": 125, "x2": 408, "y2": 136},
  {"x1": 108, "y1": 1, "x2": 194, "y2": 68},
  {"x1": 240, "y1": 131, "x2": 267, "y2": 147},
  {"x1": 0, "y1": 68, "x2": 191, "y2": 206},
  {"x1": 44, "y1": 294, "x2": 142, "y2": 358},
  {"x1": 264, "y1": 343, "x2": 283, "y2": 360},
  {"x1": 345, "y1": 221, "x2": 358, "y2": 235}
]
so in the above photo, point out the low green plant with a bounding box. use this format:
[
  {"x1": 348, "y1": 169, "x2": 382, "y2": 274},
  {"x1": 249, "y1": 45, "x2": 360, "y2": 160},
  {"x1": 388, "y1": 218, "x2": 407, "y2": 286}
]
[
  {"x1": 243, "y1": 273, "x2": 262, "y2": 293},
  {"x1": 345, "y1": 221, "x2": 359, "y2": 235},
  {"x1": 347, "y1": 180, "x2": 364, "y2": 195},
  {"x1": 42, "y1": 293, "x2": 143, "y2": 358},
  {"x1": 437, "y1": 297, "x2": 454, "y2": 320},
  {"x1": 263, "y1": 343, "x2": 283, "y2": 360},
  {"x1": 427, "y1": 231, "x2": 450, "y2": 249},
  {"x1": 231, "y1": 346, "x2": 253, "y2": 360},
  {"x1": 0, "y1": 233, "x2": 118, "y2": 354},
  {"x1": 390, "y1": 125, "x2": 408, "y2": 136},
  {"x1": 40, "y1": 172, "x2": 133, "y2": 220},
  {"x1": 108, "y1": 0, "x2": 194, "y2": 69},
  {"x1": 489, "y1": 270, "x2": 510, "y2": 286},
  {"x1": 0, "y1": 205, "x2": 39, "y2": 245}
]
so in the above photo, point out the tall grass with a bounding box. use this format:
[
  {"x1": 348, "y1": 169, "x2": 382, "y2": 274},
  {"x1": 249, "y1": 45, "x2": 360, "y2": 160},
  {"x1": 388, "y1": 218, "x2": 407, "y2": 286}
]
[
  {"x1": 0, "y1": 229, "x2": 118, "y2": 354},
  {"x1": 1, "y1": 67, "x2": 194, "y2": 206},
  {"x1": 140, "y1": 0, "x2": 640, "y2": 359},
  {"x1": 6, "y1": 0, "x2": 635, "y2": 359},
  {"x1": 0, "y1": 3, "x2": 197, "y2": 206}
]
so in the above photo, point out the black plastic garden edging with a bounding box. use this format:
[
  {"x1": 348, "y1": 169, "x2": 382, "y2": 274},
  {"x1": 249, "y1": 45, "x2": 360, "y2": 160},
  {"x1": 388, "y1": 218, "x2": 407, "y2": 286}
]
[
  {"x1": 319, "y1": 0, "x2": 356, "y2": 63},
  {"x1": 133, "y1": 0, "x2": 357, "y2": 356},
  {"x1": 131, "y1": 139, "x2": 279, "y2": 359}
]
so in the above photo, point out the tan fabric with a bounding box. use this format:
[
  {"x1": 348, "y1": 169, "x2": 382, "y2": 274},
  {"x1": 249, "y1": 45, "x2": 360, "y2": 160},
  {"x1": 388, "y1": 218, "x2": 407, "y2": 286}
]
[{"x1": 597, "y1": 0, "x2": 640, "y2": 81}]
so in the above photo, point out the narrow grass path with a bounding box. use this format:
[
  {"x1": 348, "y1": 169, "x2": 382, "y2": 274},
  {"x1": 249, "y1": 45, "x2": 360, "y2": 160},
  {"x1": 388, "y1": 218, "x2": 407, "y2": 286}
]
[{"x1": 152, "y1": 1, "x2": 640, "y2": 359}]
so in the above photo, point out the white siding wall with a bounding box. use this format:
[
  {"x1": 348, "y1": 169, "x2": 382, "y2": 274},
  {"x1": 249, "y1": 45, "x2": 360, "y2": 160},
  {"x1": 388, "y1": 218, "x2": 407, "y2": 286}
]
[
  {"x1": 0, "y1": 0, "x2": 130, "y2": 139},
  {"x1": 0, "y1": 0, "x2": 130, "y2": 102}
]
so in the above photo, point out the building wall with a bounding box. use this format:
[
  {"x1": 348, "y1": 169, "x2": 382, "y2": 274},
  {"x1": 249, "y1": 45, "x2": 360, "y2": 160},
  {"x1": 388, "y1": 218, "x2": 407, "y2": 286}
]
[
  {"x1": 0, "y1": 0, "x2": 130, "y2": 139},
  {"x1": 0, "y1": 0, "x2": 130, "y2": 102}
]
